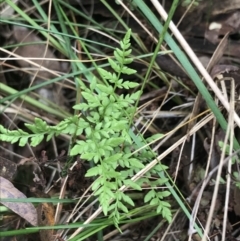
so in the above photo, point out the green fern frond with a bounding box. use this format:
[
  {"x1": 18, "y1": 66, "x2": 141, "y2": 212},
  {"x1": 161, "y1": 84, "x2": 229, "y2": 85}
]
[{"x1": 0, "y1": 29, "x2": 172, "y2": 225}]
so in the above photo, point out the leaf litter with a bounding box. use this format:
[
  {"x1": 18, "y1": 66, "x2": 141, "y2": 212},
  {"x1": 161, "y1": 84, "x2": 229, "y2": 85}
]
[
  {"x1": 2, "y1": 0, "x2": 240, "y2": 240},
  {"x1": 0, "y1": 176, "x2": 38, "y2": 226}
]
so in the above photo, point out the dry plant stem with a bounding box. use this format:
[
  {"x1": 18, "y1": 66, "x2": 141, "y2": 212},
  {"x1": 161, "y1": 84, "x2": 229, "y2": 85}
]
[
  {"x1": 1, "y1": 60, "x2": 74, "y2": 89},
  {"x1": 103, "y1": 222, "x2": 137, "y2": 241},
  {"x1": 137, "y1": 109, "x2": 210, "y2": 157},
  {"x1": 188, "y1": 150, "x2": 240, "y2": 240},
  {"x1": 63, "y1": 200, "x2": 98, "y2": 240},
  {"x1": 153, "y1": 114, "x2": 191, "y2": 152},
  {"x1": 68, "y1": 113, "x2": 214, "y2": 239},
  {"x1": 0, "y1": 144, "x2": 24, "y2": 159},
  {"x1": 171, "y1": 134, "x2": 188, "y2": 184},
  {"x1": 0, "y1": 48, "x2": 62, "y2": 79},
  {"x1": 200, "y1": 101, "x2": 234, "y2": 240},
  {"x1": 29, "y1": 0, "x2": 52, "y2": 86},
  {"x1": 201, "y1": 80, "x2": 234, "y2": 241},
  {"x1": 144, "y1": 110, "x2": 189, "y2": 118},
  {"x1": 142, "y1": 81, "x2": 172, "y2": 135},
  {"x1": 150, "y1": 0, "x2": 240, "y2": 128},
  {"x1": 1, "y1": 102, "x2": 72, "y2": 128},
  {"x1": 69, "y1": 183, "x2": 95, "y2": 220},
  {"x1": 201, "y1": 91, "x2": 221, "y2": 175},
  {"x1": 159, "y1": 209, "x2": 181, "y2": 241},
  {"x1": 0, "y1": 56, "x2": 99, "y2": 63},
  {"x1": 222, "y1": 80, "x2": 234, "y2": 240},
  {"x1": 189, "y1": 113, "x2": 217, "y2": 226},
  {"x1": 88, "y1": 27, "x2": 120, "y2": 44},
  {"x1": 53, "y1": 160, "x2": 79, "y2": 223},
  {"x1": 8, "y1": 2, "x2": 53, "y2": 130},
  {"x1": 137, "y1": 95, "x2": 161, "y2": 113},
  {"x1": 54, "y1": 176, "x2": 67, "y2": 224},
  {"x1": 0, "y1": 0, "x2": 18, "y2": 16},
  {"x1": 188, "y1": 33, "x2": 229, "y2": 137},
  {"x1": 14, "y1": 0, "x2": 49, "y2": 18},
  {"x1": 175, "y1": 0, "x2": 196, "y2": 28},
  {"x1": 51, "y1": 137, "x2": 59, "y2": 159},
  {"x1": 115, "y1": 1, "x2": 157, "y2": 42}
]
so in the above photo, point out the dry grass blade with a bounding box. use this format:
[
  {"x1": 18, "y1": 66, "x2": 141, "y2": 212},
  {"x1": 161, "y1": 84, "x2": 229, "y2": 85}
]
[
  {"x1": 151, "y1": 0, "x2": 240, "y2": 128},
  {"x1": 188, "y1": 33, "x2": 230, "y2": 136},
  {"x1": 201, "y1": 79, "x2": 236, "y2": 241}
]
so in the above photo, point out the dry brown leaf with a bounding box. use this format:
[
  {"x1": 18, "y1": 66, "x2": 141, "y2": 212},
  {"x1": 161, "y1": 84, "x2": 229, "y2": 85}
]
[
  {"x1": 210, "y1": 0, "x2": 240, "y2": 16},
  {"x1": 206, "y1": 33, "x2": 229, "y2": 73},
  {"x1": 9, "y1": 26, "x2": 67, "y2": 106},
  {"x1": 205, "y1": 11, "x2": 240, "y2": 44},
  {"x1": 0, "y1": 176, "x2": 37, "y2": 226},
  {"x1": 12, "y1": 26, "x2": 61, "y2": 76},
  {"x1": 210, "y1": 65, "x2": 239, "y2": 79},
  {"x1": 205, "y1": 23, "x2": 233, "y2": 44},
  {"x1": 186, "y1": 33, "x2": 229, "y2": 138}
]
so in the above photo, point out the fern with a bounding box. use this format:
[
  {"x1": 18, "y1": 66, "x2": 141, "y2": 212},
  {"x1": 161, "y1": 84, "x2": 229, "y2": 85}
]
[{"x1": 0, "y1": 29, "x2": 172, "y2": 225}]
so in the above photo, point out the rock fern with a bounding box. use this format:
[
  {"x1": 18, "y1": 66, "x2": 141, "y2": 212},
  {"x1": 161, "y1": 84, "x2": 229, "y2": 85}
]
[{"x1": 0, "y1": 29, "x2": 172, "y2": 225}]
